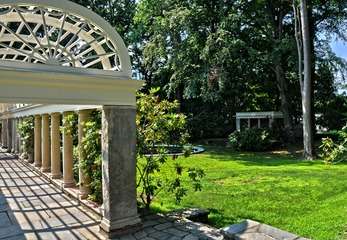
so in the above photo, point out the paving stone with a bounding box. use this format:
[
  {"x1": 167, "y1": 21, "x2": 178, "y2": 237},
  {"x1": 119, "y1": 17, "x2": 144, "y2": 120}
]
[
  {"x1": 133, "y1": 230, "x2": 148, "y2": 239},
  {"x1": 149, "y1": 230, "x2": 173, "y2": 239},
  {"x1": 183, "y1": 234, "x2": 200, "y2": 240},
  {"x1": 144, "y1": 226, "x2": 157, "y2": 234},
  {"x1": 153, "y1": 222, "x2": 173, "y2": 230},
  {"x1": 163, "y1": 227, "x2": 189, "y2": 237},
  {"x1": 0, "y1": 211, "x2": 12, "y2": 227},
  {"x1": 119, "y1": 235, "x2": 137, "y2": 240},
  {"x1": 143, "y1": 220, "x2": 160, "y2": 227}
]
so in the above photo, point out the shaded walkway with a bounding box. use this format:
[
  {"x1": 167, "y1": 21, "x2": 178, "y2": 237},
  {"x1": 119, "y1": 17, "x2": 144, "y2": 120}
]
[
  {"x1": 0, "y1": 149, "x2": 102, "y2": 240},
  {"x1": 0, "y1": 149, "x2": 225, "y2": 240}
]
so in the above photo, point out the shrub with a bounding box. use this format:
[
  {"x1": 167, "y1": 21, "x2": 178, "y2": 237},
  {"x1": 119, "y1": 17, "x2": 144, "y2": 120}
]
[
  {"x1": 80, "y1": 111, "x2": 102, "y2": 203},
  {"x1": 18, "y1": 117, "x2": 34, "y2": 159},
  {"x1": 319, "y1": 124, "x2": 347, "y2": 164},
  {"x1": 229, "y1": 128, "x2": 272, "y2": 151},
  {"x1": 137, "y1": 88, "x2": 205, "y2": 209}
]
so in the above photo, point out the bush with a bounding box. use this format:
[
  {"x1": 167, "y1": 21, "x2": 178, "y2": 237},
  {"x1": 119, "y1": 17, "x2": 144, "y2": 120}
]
[
  {"x1": 229, "y1": 128, "x2": 272, "y2": 151},
  {"x1": 18, "y1": 117, "x2": 34, "y2": 159},
  {"x1": 137, "y1": 88, "x2": 205, "y2": 209},
  {"x1": 319, "y1": 124, "x2": 347, "y2": 164}
]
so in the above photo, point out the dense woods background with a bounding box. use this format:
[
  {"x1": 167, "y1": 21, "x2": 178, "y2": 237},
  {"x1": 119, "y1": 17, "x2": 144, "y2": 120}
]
[{"x1": 72, "y1": 0, "x2": 347, "y2": 141}]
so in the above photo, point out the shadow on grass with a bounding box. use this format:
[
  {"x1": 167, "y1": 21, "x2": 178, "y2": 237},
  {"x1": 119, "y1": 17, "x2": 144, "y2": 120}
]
[{"x1": 200, "y1": 146, "x2": 333, "y2": 167}]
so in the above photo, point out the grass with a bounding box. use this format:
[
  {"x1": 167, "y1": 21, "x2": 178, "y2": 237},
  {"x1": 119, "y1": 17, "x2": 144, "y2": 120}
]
[{"x1": 150, "y1": 146, "x2": 347, "y2": 240}]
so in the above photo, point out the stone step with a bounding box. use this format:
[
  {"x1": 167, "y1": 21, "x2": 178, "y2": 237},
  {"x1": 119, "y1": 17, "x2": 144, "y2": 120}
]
[{"x1": 221, "y1": 219, "x2": 310, "y2": 240}]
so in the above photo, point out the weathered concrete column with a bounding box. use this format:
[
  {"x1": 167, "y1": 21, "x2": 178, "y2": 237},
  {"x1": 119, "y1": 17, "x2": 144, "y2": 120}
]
[
  {"x1": 51, "y1": 112, "x2": 62, "y2": 179},
  {"x1": 41, "y1": 114, "x2": 51, "y2": 172},
  {"x1": 100, "y1": 106, "x2": 141, "y2": 237},
  {"x1": 7, "y1": 119, "x2": 12, "y2": 153},
  {"x1": 63, "y1": 112, "x2": 75, "y2": 188},
  {"x1": 78, "y1": 109, "x2": 92, "y2": 199},
  {"x1": 34, "y1": 115, "x2": 42, "y2": 167}
]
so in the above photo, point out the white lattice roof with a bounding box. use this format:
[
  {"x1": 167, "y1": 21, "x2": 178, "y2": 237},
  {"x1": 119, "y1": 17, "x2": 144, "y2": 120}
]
[{"x1": 0, "y1": 0, "x2": 131, "y2": 76}]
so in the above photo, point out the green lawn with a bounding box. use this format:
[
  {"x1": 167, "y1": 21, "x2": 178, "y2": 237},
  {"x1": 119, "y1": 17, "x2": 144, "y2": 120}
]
[{"x1": 151, "y1": 146, "x2": 347, "y2": 240}]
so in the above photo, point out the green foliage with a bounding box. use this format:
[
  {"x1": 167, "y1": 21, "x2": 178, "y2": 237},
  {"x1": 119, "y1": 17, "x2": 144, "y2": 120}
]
[
  {"x1": 152, "y1": 147, "x2": 347, "y2": 240},
  {"x1": 61, "y1": 112, "x2": 78, "y2": 145},
  {"x1": 136, "y1": 88, "x2": 204, "y2": 208},
  {"x1": 319, "y1": 125, "x2": 347, "y2": 164},
  {"x1": 18, "y1": 117, "x2": 34, "y2": 156},
  {"x1": 228, "y1": 128, "x2": 272, "y2": 152},
  {"x1": 80, "y1": 111, "x2": 102, "y2": 203}
]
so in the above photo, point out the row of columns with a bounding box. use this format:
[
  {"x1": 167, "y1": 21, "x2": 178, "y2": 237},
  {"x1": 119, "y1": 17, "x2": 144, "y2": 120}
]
[
  {"x1": 0, "y1": 111, "x2": 92, "y2": 199},
  {"x1": 1, "y1": 118, "x2": 21, "y2": 154},
  {"x1": 1, "y1": 106, "x2": 141, "y2": 237},
  {"x1": 32, "y1": 110, "x2": 91, "y2": 199}
]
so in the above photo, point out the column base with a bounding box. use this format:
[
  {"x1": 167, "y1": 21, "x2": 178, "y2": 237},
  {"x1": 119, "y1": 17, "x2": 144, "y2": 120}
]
[
  {"x1": 34, "y1": 163, "x2": 42, "y2": 168},
  {"x1": 41, "y1": 167, "x2": 51, "y2": 173},
  {"x1": 79, "y1": 188, "x2": 90, "y2": 200},
  {"x1": 51, "y1": 173, "x2": 62, "y2": 179},
  {"x1": 63, "y1": 181, "x2": 75, "y2": 188},
  {"x1": 99, "y1": 216, "x2": 142, "y2": 239}
]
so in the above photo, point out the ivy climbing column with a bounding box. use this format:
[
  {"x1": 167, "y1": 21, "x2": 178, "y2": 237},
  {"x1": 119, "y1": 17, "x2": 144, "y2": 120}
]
[{"x1": 78, "y1": 109, "x2": 92, "y2": 199}]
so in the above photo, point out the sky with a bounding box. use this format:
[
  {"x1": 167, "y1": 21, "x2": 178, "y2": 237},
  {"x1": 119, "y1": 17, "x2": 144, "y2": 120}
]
[
  {"x1": 331, "y1": 40, "x2": 347, "y2": 60},
  {"x1": 331, "y1": 40, "x2": 346, "y2": 94}
]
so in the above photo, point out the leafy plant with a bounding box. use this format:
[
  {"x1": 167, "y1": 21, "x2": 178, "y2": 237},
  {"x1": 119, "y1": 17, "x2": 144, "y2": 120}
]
[
  {"x1": 18, "y1": 117, "x2": 34, "y2": 159},
  {"x1": 319, "y1": 124, "x2": 347, "y2": 164},
  {"x1": 136, "y1": 88, "x2": 205, "y2": 209},
  {"x1": 80, "y1": 111, "x2": 102, "y2": 203},
  {"x1": 229, "y1": 128, "x2": 272, "y2": 152}
]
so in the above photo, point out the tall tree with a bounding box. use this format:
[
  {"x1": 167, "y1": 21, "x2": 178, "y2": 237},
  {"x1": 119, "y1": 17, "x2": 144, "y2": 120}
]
[{"x1": 294, "y1": 0, "x2": 314, "y2": 159}]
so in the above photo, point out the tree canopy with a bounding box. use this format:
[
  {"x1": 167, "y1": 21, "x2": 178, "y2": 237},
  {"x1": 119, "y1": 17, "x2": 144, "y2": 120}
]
[{"x1": 72, "y1": 0, "x2": 347, "y2": 141}]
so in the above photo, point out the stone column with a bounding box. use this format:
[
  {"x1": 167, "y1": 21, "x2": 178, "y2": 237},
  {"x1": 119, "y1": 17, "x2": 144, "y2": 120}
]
[
  {"x1": 63, "y1": 112, "x2": 75, "y2": 188},
  {"x1": 100, "y1": 106, "x2": 141, "y2": 237},
  {"x1": 51, "y1": 112, "x2": 62, "y2": 179},
  {"x1": 18, "y1": 118, "x2": 23, "y2": 154},
  {"x1": 78, "y1": 109, "x2": 92, "y2": 199},
  {"x1": 236, "y1": 118, "x2": 241, "y2": 132},
  {"x1": 41, "y1": 114, "x2": 51, "y2": 172},
  {"x1": 7, "y1": 119, "x2": 12, "y2": 153},
  {"x1": 11, "y1": 119, "x2": 16, "y2": 153},
  {"x1": 0, "y1": 119, "x2": 4, "y2": 147},
  {"x1": 34, "y1": 115, "x2": 42, "y2": 167},
  {"x1": 15, "y1": 118, "x2": 20, "y2": 154},
  {"x1": 2, "y1": 119, "x2": 7, "y2": 148}
]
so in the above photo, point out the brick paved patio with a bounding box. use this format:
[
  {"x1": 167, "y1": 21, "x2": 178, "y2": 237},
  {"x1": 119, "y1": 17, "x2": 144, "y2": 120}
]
[{"x1": 0, "y1": 149, "x2": 224, "y2": 240}]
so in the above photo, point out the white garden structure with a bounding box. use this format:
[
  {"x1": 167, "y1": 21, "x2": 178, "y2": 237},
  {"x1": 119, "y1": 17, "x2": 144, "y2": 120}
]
[{"x1": 0, "y1": 0, "x2": 143, "y2": 238}]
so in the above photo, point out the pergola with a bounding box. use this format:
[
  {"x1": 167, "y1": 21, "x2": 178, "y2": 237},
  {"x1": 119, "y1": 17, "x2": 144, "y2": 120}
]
[
  {"x1": 235, "y1": 112, "x2": 284, "y2": 131},
  {"x1": 0, "y1": 0, "x2": 143, "y2": 238}
]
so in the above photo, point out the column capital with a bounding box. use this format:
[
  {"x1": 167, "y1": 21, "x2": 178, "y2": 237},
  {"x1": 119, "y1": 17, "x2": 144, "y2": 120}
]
[{"x1": 51, "y1": 112, "x2": 61, "y2": 117}]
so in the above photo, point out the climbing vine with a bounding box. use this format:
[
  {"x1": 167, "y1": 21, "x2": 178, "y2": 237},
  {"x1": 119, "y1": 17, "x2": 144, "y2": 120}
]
[
  {"x1": 80, "y1": 111, "x2": 102, "y2": 203},
  {"x1": 18, "y1": 117, "x2": 34, "y2": 160},
  {"x1": 61, "y1": 112, "x2": 79, "y2": 181}
]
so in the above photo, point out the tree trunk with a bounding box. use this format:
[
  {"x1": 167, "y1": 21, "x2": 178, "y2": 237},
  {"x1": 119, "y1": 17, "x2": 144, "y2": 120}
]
[
  {"x1": 266, "y1": 0, "x2": 293, "y2": 140},
  {"x1": 275, "y1": 64, "x2": 293, "y2": 140},
  {"x1": 300, "y1": 0, "x2": 314, "y2": 159}
]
